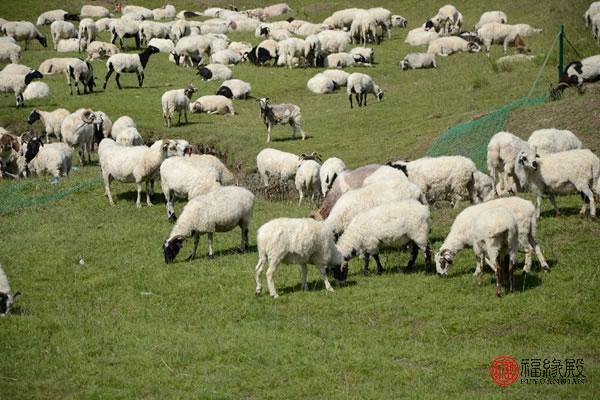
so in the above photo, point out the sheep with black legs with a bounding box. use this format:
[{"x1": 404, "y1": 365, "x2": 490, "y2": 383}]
[
  {"x1": 163, "y1": 186, "x2": 255, "y2": 262},
  {"x1": 78, "y1": 18, "x2": 97, "y2": 51},
  {"x1": 0, "y1": 41, "x2": 21, "y2": 64},
  {"x1": 66, "y1": 59, "x2": 95, "y2": 95},
  {"x1": 162, "y1": 84, "x2": 197, "y2": 128},
  {"x1": 189, "y1": 95, "x2": 235, "y2": 115},
  {"x1": 2, "y1": 21, "x2": 47, "y2": 50},
  {"x1": 138, "y1": 21, "x2": 171, "y2": 46},
  {"x1": 295, "y1": 153, "x2": 322, "y2": 205},
  {"x1": 196, "y1": 64, "x2": 233, "y2": 81},
  {"x1": 319, "y1": 157, "x2": 346, "y2": 196},
  {"x1": 0, "y1": 264, "x2": 20, "y2": 316},
  {"x1": 103, "y1": 46, "x2": 159, "y2": 89},
  {"x1": 350, "y1": 10, "x2": 378, "y2": 45},
  {"x1": 50, "y1": 21, "x2": 76, "y2": 50},
  {"x1": 527, "y1": 129, "x2": 583, "y2": 155},
  {"x1": 347, "y1": 72, "x2": 383, "y2": 109},
  {"x1": 486, "y1": 131, "x2": 533, "y2": 195},
  {"x1": 61, "y1": 108, "x2": 104, "y2": 166},
  {"x1": 585, "y1": 2, "x2": 600, "y2": 26},
  {"x1": 171, "y1": 36, "x2": 212, "y2": 67},
  {"x1": 110, "y1": 19, "x2": 141, "y2": 50},
  {"x1": 24, "y1": 136, "x2": 73, "y2": 183},
  {"x1": 0, "y1": 69, "x2": 43, "y2": 108},
  {"x1": 27, "y1": 108, "x2": 70, "y2": 141},
  {"x1": 216, "y1": 79, "x2": 251, "y2": 99},
  {"x1": 257, "y1": 98, "x2": 305, "y2": 142},
  {"x1": 551, "y1": 55, "x2": 600, "y2": 97},
  {"x1": 36, "y1": 10, "x2": 78, "y2": 26},
  {"x1": 400, "y1": 53, "x2": 437, "y2": 70}
]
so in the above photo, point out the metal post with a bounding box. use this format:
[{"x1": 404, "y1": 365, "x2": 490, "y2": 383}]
[{"x1": 558, "y1": 24, "x2": 564, "y2": 81}]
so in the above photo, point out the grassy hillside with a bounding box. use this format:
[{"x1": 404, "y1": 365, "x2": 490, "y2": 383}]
[{"x1": 0, "y1": 1, "x2": 599, "y2": 399}]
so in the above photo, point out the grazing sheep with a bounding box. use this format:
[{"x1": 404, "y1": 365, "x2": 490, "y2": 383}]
[
  {"x1": 86, "y1": 41, "x2": 119, "y2": 60},
  {"x1": 61, "y1": 108, "x2": 104, "y2": 165},
  {"x1": 552, "y1": 55, "x2": 600, "y2": 96},
  {"x1": 138, "y1": 21, "x2": 171, "y2": 46},
  {"x1": 346, "y1": 72, "x2": 384, "y2": 108},
  {"x1": 405, "y1": 27, "x2": 439, "y2": 47},
  {"x1": 23, "y1": 82, "x2": 50, "y2": 101},
  {"x1": 0, "y1": 264, "x2": 20, "y2": 316},
  {"x1": 486, "y1": 131, "x2": 533, "y2": 195},
  {"x1": 368, "y1": 7, "x2": 393, "y2": 40},
  {"x1": 103, "y1": 46, "x2": 160, "y2": 89},
  {"x1": 99, "y1": 138, "x2": 177, "y2": 207},
  {"x1": 147, "y1": 38, "x2": 174, "y2": 54},
  {"x1": 254, "y1": 218, "x2": 343, "y2": 298},
  {"x1": 474, "y1": 171, "x2": 495, "y2": 202},
  {"x1": 24, "y1": 138, "x2": 73, "y2": 183},
  {"x1": 171, "y1": 35, "x2": 213, "y2": 67},
  {"x1": 161, "y1": 84, "x2": 197, "y2": 127},
  {"x1": 50, "y1": 21, "x2": 77, "y2": 50},
  {"x1": 515, "y1": 149, "x2": 600, "y2": 218},
  {"x1": 81, "y1": 5, "x2": 111, "y2": 19},
  {"x1": 189, "y1": 95, "x2": 235, "y2": 115},
  {"x1": 350, "y1": 10, "x2": 378, "y2": 45},
  {"x1": 477, "y1": 23, "x2": 542, "y2": 54},
  {"x1": 321, "y1": 69, "x2": 350, "y2": 87},
  {"x1": 187, "y1": 154, "x2": 234, "y2": 185},
  {"x1": 391, "y1": 15, "x2": 408, "y2": 28},
  {"x1": 0, "y1": 41, "x2": 21, "y2": 64},
  {"x1": 78, "y1": 18, "x2": 97, "y2": 51},
  {"x1": 586, "y1": 2, "x2": 600, "y2": 26},
  {"x1": 66, "y1": 59, "x2": 94, "y2": 95},
  {"x1": 110, "y1": 18, "x2": 141, "y2": 49},
  {"x1": 322, "y1": 8, "x2": 363, "y2": 30},
  {"x1": 295, "y1": 153, "x2": 322, "y2": 205},
  {"x1": 424, "y1": 5, "x2": 463, "y2": 36},
  {"x1": 337, "y1": 200, "x2": 432, "y2": 276},
  {"x1": 257, "y1": 97, "x2": 305, "y2": 142},
  {"x1": 210, "y1": 49, "x2": 243, "y2": 65},
  {"x1": 474, "y1": 11, "x2": 508, "y2": 31},
  {"x1": 27, "y1": 108, "x2": 70, "y2": 141},
  {"x1": 528, "y1": 129, "x2": 583, "y2": 155},
  {"x1": 319, "y1": 157, "x2": 346, "y2": 196},
  {"x1": 256, "y1": 148, "x2": 299, "y2": 186},
  {"x1": 349, "y1": 47, "x2": 374, "y2": 63},
  {"x1": 56, "y1": 38, "x2": 86, "y2": 52},
  {"x1": 307, "y1": 73, "x2": 337, "y2": 94},
  {"x1": 196, "y1": 63, "x2": 233, "y2": 81},
  {"x1": 36, "y1": 9, "x2": 78, "y2": 26},
  {"x1": 163, "y1": 186, "x2": 255, "y2": 262},
  {"x1": 427, "y1": 37, "x2": 481, "y2": 56},
  {"x1": 216, "y1": 79, "x2": 251, "y2": 99},
  {"x1": 400, "y1": 53, "x2": 437, "y2": 70},
  {"x1": 276, "y1": 37, "x2": 307, "y2": 68},
  {"x1": 0, "y1": 69, "x2": 44, "y2": 107},
  {"x1": 2, "y1": 21, "x2": 48, "y2": 49},
  {"x1": 152, "y1": 5, "x2": 177, "y2": 21}
]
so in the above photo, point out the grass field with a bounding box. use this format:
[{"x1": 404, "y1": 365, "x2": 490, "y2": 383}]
[{"x1": 0, "y1": 0, "x2": 599, "y2": 398}]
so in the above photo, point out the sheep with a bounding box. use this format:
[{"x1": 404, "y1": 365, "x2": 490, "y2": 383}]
[
  {"x1": 36, "y1": 10, "x2": 78, "y2": 26},
  {"x1": 405, "y1": 27, "x2": 439, "y2": 47},
  {"x1": 435, "y1": 197, "x2": 548, "y2": 287},
  {"x1": 388, "y1": 156, "x2": 478, "y2": 207},
  {"x1": 110, "y1": 18, "x2": 141, "y2": 49},
  {"x1": 552, "y1": 55, "x2": 600, "y2": 96},
  {"x1": 0, "y1": 133, "x2": 21, "y2": 178},
  {"x1": 254, "y1": 218, "x2": 343, "y2": 298},
  {"x1": 56, "y1": 38, "x2": 86, "y2": 52},
  {"x1": 474, "y1": 171, "x2": 495, "y2": 202},
  {"x1": 61, "y1": 108, "x2": 104, "y2": 165},
  {"x1": 391, "y1": 15, "x2": 408, "y2": 28},
  {"x1": 228, "y1": 41, "x2": 253, "y2": 55},
  {"x1": 0, "y1": 64, "x2": 33, "y2": 75},
  {"x1": 0, "y1": 36, "x2": 16, "y2": 44},
  {"x1": 147, "y1": 38, "x2": 174, "y2": 54},
  {"x1": 187, "y1": 154, "x2": 234, "y2": 185},
  {"x1": 23, "y1": 82, "x2": 50, "y2": 101},
  {"x1": 349, "y1": 47, "x2": 374, "y2": 63},
  {"x1": 368, "y1": 7, "x2": 393, "y2": 40},
  {"x1": 196, "y1": 63, "x2": 233, "y2": 81},
  {"x1": 0, "y1": 264, "x2": 20, "y2": 316},
  {"x1": 245, "y1": 39, "x2": 278, "y2": 66},
  {"x1": 263, "y1": 3, "x2": 290, "y2": 19},
  {"x1": 256, "y1": 148, "x2": 299, "y2": 187},
  {"x1": 161, "y1": 84, "x2": 197, "y2": 128},
  {"x1": 118, "y1": 5, "x2": 153, "y2": 21},
  {"x1": 319, "y1": 157, "x2": 346, "y2": 196},
  {"x1": 189, "y1": 95, "x2": 235, "y2": 115},
  {"x1": 163, "y1": 186, "x2": 255, "y2": 262},
  {"x1": 81, "y1": 5, "x2": 111, "y2": 19},
  {"x1": 210, "y1": 49, "x2": 243, "y2": 65},
  {"x1": 424, "y1": 5, "x2": 463, "y2": 36},
  {"x1": 153, "y1": 5, "x2": 177, "y2": 21},
  {"x1": 2, "y1": 21, "x2": 48, "y2": 50},
  {"x1": 350, "y1": 10, "x2": 378, "y2": 45},
  {"x1": 322, "y1": 8, "x2": 363, "y2": 30},
  {"x1": 427, "y1": 37, "x2": 481, "y2": 56},
  {"x1": 477, "y1": 23, "x2": 542, "y2": 54},
  {"x1": 293, "y1": 21, "x2": 323, "y2": 37},
  {"x1": 591, "y1": 13, "x2": 600, "y2": 45},
  {"x1": 171, "y1": 35, "x2": 212, "y2": 67},
  {"x1": 94, "y1": 111, "x2": 112, "y2": 139},
  {"x1": 316, "y1": 29, "x2": 351, "y2": 57},
  {"x1": 37, "y1": 57, "x2": 77, "y2": 75},
  {"x1": 110, "y1": 115, "x2": 136, "y2": 138},
  {"x1": 474, "y1": 11, "x2": 508, "y2": 31},
  {"x1": 515, "y1": 149, "x2": 600, "y2": 218},
  {"x1": 257, "y1": 97, "x2": 305, "y2": 142},
  {"x1": 230, "y1": 16, "x2": 260, "y2": 32},
  {"x1": 66, "y1": 59, "x2": 95, "y2": 95},
  {"x1": 321, "y1": 69, "x2": 350, "y2": 87},
  {"x1": 50, "y1": 21, "x2": 76, "y2": 50},
  {"x1": 527, "y1": 129, "x2": 583, "y2": 155},
  {"x1": 138, "y1": 21, "x2": 170, "y2": 46},
  {"x1": 150, "y1": 139, "x2": 192, "y2": 158},
  {"x1": 486, "y1": 131, "x2": 533, "y2": 195},
  {"x1": 216, "y1": 79, "x2": 251, "y2": 99},
  {"x1": 99, "y1": 138, "x2": 176, "y2": 207},
  {"x1": 103, "y1": 46, "x2": 160, "y2": 89},
  {"x1": 0, "y1": 69, "x2": 43, "y2": 107},
  {"x1": 86, "y1": 41, "x2": 119, "y2": 60},
  {"x1": 336, "y1": 200, "x2": 432, "y2": 276},
  {"x1": 160, "y1": 156, "x2": 221, "y2": 221},
  {"x1": 585, "y1": 2, "x2": 600, "y2": 26},
  {"x1": 96, "y1": 18, "x2": 117, "y2": 33},
  {"x1": 307, "y1": 73, "x2": 337, "y2": 94},
  {"x1": 400, "y1": 53, "x2": 437, "y2": 70},
  {"x1": 324, "y1": 52, "x2": 360, "y2": 68},
  {"x1": 346, "y1": 72, "x2": 383, "y2": 109},
  {"x1": 276, "y1": 37, "x2": 307, "y2": 68},
  {"x1": 170, "y1": 20, "x2": 192, "y2": 42},
  {"x1": 295, "y1": 153, "x2": 322, "y2": 205},
  {"x1": 24, "y1": 137, "x2": 73, "y2": 183},
  {"x1": 198, "y1": 20, "x2": 234, "y2": 35},
  {"x1": 206, "y1": 34, "x2": 230, "y2": 54},
  {"x1": 78, "y1": 18, "x2": 97, "y2": 51},
  {"x1": 496, "y1": 54, "x2": 535, "y2": 67},
  {"x1": 27, "y1": 108, "x2": 70, "y2": 141},
  {"x1": 114, "y1": 127, "x2": 143, "y2": 146}
]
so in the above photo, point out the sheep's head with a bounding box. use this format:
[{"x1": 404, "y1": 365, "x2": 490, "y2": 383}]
[
  {"x1": 184, "y1": 84, "x2": 197, "y2": 98},
  {"x1": 92, "y1": 114, "x2": 105, "y2": 144},
  {"x1": 24, "y1": 136, "x2": 43, "y2": 164},
  {"x1": 386, "y1": 160, "x2": 408, "y2": 176},
  {"x1": 257, "y1": 97, "x2": 269, "y2": 110},
  {"x1": 392, "y1": 15, "x2": 408, "y2": 28},
  {"x1": 189, "y1": 101, "x2": 202, "y2": 113},
  {"x1": 196, "y1": 66, "x2": 212, "y2": 80},
  {"x1": 0, "y1": 133, "x2": 20, "y2": 154},
  {"x1": 328, "y1": 263, "x2": 348, "y2": 282},
  {"x1": 375, "y1": 86, "x2": 384, "y2": 102},
  {"x1": 467, "y1": 42, "x2": 481, "y2": 53},
  {"x1": 27, "y1": 109, "x2": 41, "y2": 125},
  {"x1": 24, "y1": 70, "x2": 44, "y2": 85},
  {"x1": 517, "y1": 151, "x2": 539, "y2": 171},
  {"x1": 424, "y1": 19, "x2": 437, "y2": 31},
  {"x1": 259, "y1": 26, "x2": 270, "y2": 37},
  {"x1": 81, "y1": 109, "x2": 95, "y2": 124},
  {"x1": 400, "y1": 59, "x2": 410, "y2": 70},
  {"x1": 0, "y1": 291, "x2": 20, "y2": 316},
  {"x1": 434, "y1": 250, "x2": 453, "y2": 276},
  {"x1": 170, "y1": 51, "x2": 181, "y2": 66},
  {"x1": 163, "y1": 236, "x2": 184, "y2": 263}
]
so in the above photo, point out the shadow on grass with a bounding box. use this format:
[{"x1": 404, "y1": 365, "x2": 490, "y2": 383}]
[
  {"x1": 539, "y1": 207, "x2": 587, "y2": 218},
  {"x1": 270, "y1": 135, "x2": 313, "y2": 142},
  {"x1": 169, "y1": 245, "x2": 259, "y2": 264},
  {"x1": 278, "y1": 279, "x2": 357, "y2": 295}
]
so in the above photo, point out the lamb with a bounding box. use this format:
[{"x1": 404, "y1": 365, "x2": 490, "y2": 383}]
[
  {"x1": 515, "y1": 149, "x2": 600, "y2": 218},
  {"x1": 187, "y1": 154, "x2": 234, "y2": 185},
  {"x1": 147, "y1": 38, "x2": 174, "y2": 54},
  {"x1": 24, "y1": 137, "x2": 73, "y2": 183},
  {"x1": 103, "y1": 46, "x2": 160, "y2": 89},
  {"x1": 23, "y1": 82, "x2": 50, "y2": 101},
  {"x1": 216, "y1": 79, "x2": 251, "y2": 99},
  {"x1": 161, "y1": 84, "x2": 197, "y2": 128},
  {"x1": 307, "y1": 73, "x2": 337, "y2": 94},
  {"x1": 256, "y1": 148, "x2": 299, "y2": 186},
  {"x1": 2, "y1": 21, "x2": 48, "y2": 49},
  {"x1": 210, "y1": 49, "x2": 243, "y2": 65},
  {"x1": 196, "y1": 63, "x2": 233, "y2": 81},
  {"x1": 138, "y1": 21, "x2": 171, "y2": 46},
  {"x1": 552, "y1": 55, "x2": 600, "y2": 96},
  {"x1": 254, "y1": 218, "x2": 343, "y2": 298},
  {"x1": 50, "y1": 21, "x2": 77, "y2": 50},
  {"x1": 0, "y1": 69, "x2": 44, "y2": 107},
  {"x1": 163, "y1": 186, "x2": 255, "y2": 262},
  {"x1": 477, "y1": 23, "x2": 542, "y2": 54},
  {"x1": 427, "y1": 37, "x2": 481, "y2": 56},
  {"x1": 319, "y1": 157, "x2": 346, "y2": 196},
  {"x1": 27, "y1": 108, "x2": 70, "y2": 141},
  {"x1": 0, "y1": 264, "x2": 20, "y2": 316},
  {"x1": 257, "y1": 97, "x2": 305, "y2": 142},
  {"x1": 337, "y1": 200, "x2": 432, "y2": 276},
  {"x1": 400, "y1": 53, "x2": 437, "y2": 70},
  {"x1": 486, "y1": 131, "x2": 533, "y2": 195},
  {"x1": 528, "y1": 129, "x2": 583, "y2": 155},
  {"x1": 474, "y1": 11, "x2": 508, "y2": 31},
  {"x1": 80, "y1": 5, "x2": 111, "y2": 19},
  {"x1": 321, "y1": 69, "x2": 350, "y2": 87},
  {"x1": 36, "y1": 10, "x2": 78, "y2": 26},
  {"x1": 56, "y1": 38, "x2": 86, "y2": 52},
  {"x1": 405, "y1": 27, "x2": 439, "y2": 47},
  {"x1": 189, "y1": 95, "x2": 235, "y2": 115},
  {"x1": 424, "y1": 5, "x2": 463, "y2": 36},
  {"x1": 295, "y1": 153, "x2": 322, "y2": 205},
  {"x1": 171, "y1": 35, "x2": 212, "y2": 67},
  {"x1": 66, "y1": 59, "x2": 95, "y2": 95},
  {"x1": 78, "y1": 18, "x2": 97, "y2": 51},
  {"x1": 99, "y1": 138, "x2": 177, "y2": 207},
  {"x1": 110, "y1": 18, "x2": 141, "y2": 49},
  {"x1": 585, "y1": 2, "x2": 600, "y2": 26},
  {"x1": 152, "y1": 5, "x2": 177, "y2": 21},
  {"x1": 346, "y1": 72, "x2": 384, "y2": 109},
  {"x1": 474, "y1": 171, "x2": 495, "y2": 202},
  {"x1": 86, "y1": 41, "x2": 119, "y2": 60},
  {"x1": 61, "y1": 108, "x2": 104, "y2": 165},
  {"x1": 159, "y1": 156, "x2": 221, "y2": 221},
  {"x1": 388, "y1": 156, "x2": 478, "y2": 207},
  {"x1": 349, "y1": 47, "x2": 374, "y2": 63}
]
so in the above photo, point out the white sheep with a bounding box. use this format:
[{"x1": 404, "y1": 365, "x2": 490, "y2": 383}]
[
  {"x1": 61, "y1": 108, "x2": 104, "y2": 165},
  {"x1": 150, "y1": 139, "x2": 191, "y2": 158},
  {"x1": 230, "y1": 16, "x2": 260, "y2": 33},
  {"x1": 427, "y1": 36, "x2": 481, "y2": 56},
  {"x1": 528, "y1": 129, "x2": 583, "y2": 155},
  {"x1": 0, "y1": 69, "x2": 43, "y2": 107},
  {"x1": 138, "y1": 21, "x2": 171, "y2": 46},
  {"x1": 210, "y1": 49, "x2": 243, "y2": 65},
  {"x1": 246, "y1": 39, "x2": 278, "y2": 66},
  {"x1": 110, "y1": 115, "x2": 136, "y2": 139},
  {"x1": 102, "y1": 46, "x2": 160, "y2": 89},
  {"x1": 2, "y1": 21, "x2": 48, "y2": 49},
  {"x1": 169, "y1": 20, "x2": 192, "y2": 42},
  {"x1": 37, "y1": 56, "x2": 77, "y2": 75},
  {"x1": 109, "y1": 18, "x2": 141, "y2": 49},
  {"x1": 26, "y1": 140, "x2": 73, "y2": 182},
  {"x1": 228, "y1": 41, "x2": 253, "y2": 55},
  {"x1": 474, "y1": 170, "x2": 495, "y2": 202},
  {"x1": 171, "y1": 35, "x2": 212, "y2": 67},
  {"x1": 147, "y1": 38, "x2": 174, "y2": 54},
  {"x1": 189, "y1": 95, "x2": 235, "y2": 115},
  {"x1": 324, "y1": 52, "x2": 360, "y2": 68},
  {"x1": 337, "y1": 200, "x2": 432, "y2": 275},
  {"x1": 114, "y1": 127, "x2": 143, "y2": 146},
  {"x1": 276, "y1": 38, "x2": 306, "y2": 68},
  {"x1": 161, "y1": 84, "x2": 197, "y2": 127},
  {"x1": 96, "y1": 18, "x2": 117, "y2": 33},
  {"x1": 66, "y1": 59, "x2": 95, "y2": 95},
  {"x1": 50, "y1": 21, "x2": 76, "y2": 50},
  {"x1": 27, "y1": 108, "x2": 70, "y2": 141},
  {"x1": 424, "y1": 5, "x2": 463, "y2": 36},
  {"x1": 405, "y1": 27, "x2": 439, "y2": 47},
  {"x1": 585, "y1": 2, "x2": 600, "y2": 26},
  {"x1": 1, "y1": 63, "x2": 33, "y2": 75},
  {"x1": 254, "y1": 218, "x2": 343, "y2": 298},
  {"x1": 322, "y1": 8, "x2": 363, "y2": 30},
  {"x1": 591, "y1": 14, "x2": 600, "y2": 45},
  {"x1": 263, "y1": 3, "x2": 290, "y2": 18},
  {"x1": 391, "y1": 15, "x2": 408, "y2": 28},
  {"x1": 321, "y1": 69, "x2": 350, "y2": 87},
  {"x1": 95, "y1": 110, "x2": 112, "y2": 138},
  {"x1": 163, "y1": 186, "x2": 255, "y2": 262},
  {"x1": 0, "y1": 264, "x2": 20, "y2": 316},
  {"x1": 477, "y1": 23, "x2": 542, "y2": 54},
  {"x1": 256, "y1": 148, "x2": 299, "y2": 187},
  {"x1": 295, "y1": 153, "x2": 322, "y2": 205},
  {"x1": 316, "y1": 29, "x2": 351, "y2": 57},
  {"x1": 257, "y1": 98, "x2": 305, "y2": 142},
  {"x1": 400, "y1": 53, "x2": 437, "y2": 70},
  {"x1": 346, "y1": 72, "x2": 383, "y2": 108},
  {"x1": 152, "y1": 5, "x2": 177, "y2": 21},
  {"x1": 307, "y1": 73, "x2": 337, "y2": 94},
  {"x1": 56, "y1": 38, "x2": 86, "y2": 52},
  {"x1": 293, "y1": 21, "x2": 323, "y2": 37},
  {"x1": 474, "y1": 11, "x2": 508, "y2": 31},
  {"x1": 515, "y1": 149, "x2": 600, "y2": 218},
  {"x1": 216, "y1": 79, "x2": 251, "y2": 99},
  {"x1": 350, "y1": 10, "x2": 378, "y2": 45},
  {"x1": 36, "y1": 10, "x2": 68, "y2": 25},
  {"x1": 319, "y1": 157, "x2": 346, "y2": 195},
  {"x1": 435, "y1": 196, "x2": 549, "y2": 281},
  {"x1": 159, "y1": 156, "x2": 221, "y2": 221},
  {"x1": 99, "y1": 138, "x2": 177, "y2": 207},
  {"x1": 23, "y1": 82, "x2": 50, "y2": 101},
  {"x1": 196, "y1": 63, "x2": 233, "y2": 81},
  {"x1": 78, "y1": 18, "x2": 97, "y2": 51},
  {"x1": 554, "y1": 55, "x2": 600, "y2": 94},
  {"x1": 81, "y1": 5, "x2": 111, "y2": 19},
  {"x1": 86, "y1": 41, "x2": 119, "y2": 60},
  {"x1": 349, "y1": 46, "x2": 374, "y2": 63},
  {"x1": 486, "y1": 131, "x2": 532, "y2": 195},
  {"x1": 368, "y1": 7, "x2": 393, "y2": 40},
  {"x1": 119, "y1": 5, "x2": 153, "y2": 21},
  {"x1": 186, "y1": 154, "x2": 234, "y2": 185}
]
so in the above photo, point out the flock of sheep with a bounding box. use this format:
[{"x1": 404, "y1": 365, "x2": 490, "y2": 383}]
[{"x1": 1, "y1": 2, "x2": 600, "y2": 312}]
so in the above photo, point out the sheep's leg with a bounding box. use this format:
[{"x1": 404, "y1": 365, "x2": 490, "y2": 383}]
[
  {"x1": 115, "y1": 73, "x2": 122, "y2": 90},
  {"x1": 297, "y1": 122, "x2": 306, "y2": 140},
  {"x1": 207, "y1": 232, "x2": 214, "y2": 258},
  {"x1": 579, "y1": 191, "x2": 589, "y2": 215},
  {"x1": 475, "y1": 256, "x2": 485, "y2": 286},
  {"x1": 373, "y1": 254, "x2": 384, "y2": 275},
  {"x1": 166, "y1": 189, "x2": 176, "y2": 222},
  {"x1": 291, "y1": 123, "x2": 297, "y2": 139},
  {"x1": 266, "y1": 125, "x2": 272, "y2": 143},
  {"x1": 164, "y1": 113, "x2": 170, "y2": 128},
  {"x1": 145, "y1": 181, "x2": 153, "y2": 206},
  {"x1": 136, "y1": 72, "x2": 142, "y2": 87},
  {"x1": 424, "y1": 245, "x2": 432, "y2": 273},
  {"x1": 266, "y1": 260, "x2": 280, "y2": 298},
  {"x1": 135, "y1": 182, "x2": 143, "y2": 208},
  {"x1": 503, "y1": 37, "x2": 509, "y2": 54},
  {"x1": 299, "y1": 264, "x2": 308, "y2": 291},
  {"x1": 363, "y1": 92, "x2": 368, "y2": 107},
  {"x1": 239, "y1": 225, "x2": 249, "y2": 252},
  {"x1": 508, "y1": 256, "x2": 514, "y2": 293},
  {"x1": 535, "y1": 193, "x2": 542, "y2": 218},
  {"x1": 103, "y1": 171, "x2": 115, "y2": 206},
  {"x1": 103, "y1": 66, "x2": 114, "y2": 89},
  {"x1": 407, "y1": 242, "x2": 419, "y2": 270},
  {"x1": 177, "y1": 110, "x2": 182, "y2": 125},
  {"x1": 184, "y1": 109, "x2": 188, "y2": 124},
  {"x1": 187, "y1": 232, "x2": 200, "y2": 261},
  {"x1": 580, "y1": 187, "x2": 595, "y2": 217},
  {"x1": 260, "y1": 170, "x2": 269, "y2": 187},
  {"x1": 318, "y1": 265, "x2": 335, "y2": 293},
  {"x1": 255, "y1": 254, "x2": 267, "y2": 295},
  {"x1": 363, "y1": 254, "x2": 371, "y2": 275},
  {"x1": 77, "y1": 145, "x2": 85, "y2": 167},
  {"x1": 549, "y1": 193, "x2": 560, "y2": 216},
  {"x1": 495, "y1": 260, "x2": 502, "y2": 297},
  {"x1": 298, "y1": 188, "x2": 304, "y2": 205},
  {"x1": 348, "y1": 93, "x2": 353, "y2": 109}
]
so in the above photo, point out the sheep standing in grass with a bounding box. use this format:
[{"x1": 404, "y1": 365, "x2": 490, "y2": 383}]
[
  {"x1": 487, "y1": 131, "x2": 532, "y2": 195},
  {"x1": 424, "y1": 5, "x2": 463, "y2": 36},
  {"x1": 163, "y1": 186, "x2": 255, "y2": 262},
  {"x1": 61, "y1": 108, "x2": 104, "y2": 165},
  {"x1": 337, "y1": 200, "x2": 432, "y2": 276},
  {"x1": 161, "y1": 84, "x2": 197, "y2": 128},
  {"x1": 24, "y1": 136, "x2": 73, "y2": 183},
  {"x1": 347, "y1": 73, "x2": 383, "y2": 108},
  {"x1": 319, "y1": 157, "x2": 346, "y2": 196},
  {"x1": 139, "y1": 21, "x2": 171, "y2": 46},
  {"x1": 257, "y1": 98, "x2": 305, "y2": 142},
  {"x1": 255, "y1": 218, "x2": 343, "y2": 298},
  {"x1": 66, "y1": 59, "x2": 94, "y2": 95},
  {"x1": 110, "y1": 19, "x2": 141, "y2": 50},
  {"x1": 350, "y1": 10, "x2": 378, "y2": 45},
  {"x1": 400, "y1": 53, "x2": 437, "y2": 70},
  {"x1": 0, "y1": 69, "x2": 44, "y2": 107},
  {"x1": 477, "y1": 23, "x2": 542, "y2": 54},
  {"x1": 0, "y1": 264, "x2": 20, "y2": 316},
  {"x1": 216, "y1": 79, "x2": 251, "y2": 99},
  {"x1": 0, "y1": 41, "x2": 21, "y2": 64},
  {"x1": 36, "y1": 10, "x2": 77, "y2": 26},
  {"x1": 474, "y1": 171, "x2": 495, "y2": 202},
  {"x1": 196, "y1": 64, "x2": 233, "y2": 81},
  {"x1": 528, "y1": 129, "x2": 583, "y2": 155},
  {"x1": 103, "y1": 46, "x2": 160, "y2": 89},
  {"x1": 427, "y1": 37, "x2": 480, "y2": 56},
  {"x1": 2, "y1": 21, "x2": 48, "y2": 49},
  {"x1": 78, "y1": 18, "x2": 97, "y2": 51},
  {"x1": 50, "y1": 21, "x2": 76, "y2": 50},
  {"x1": 515, "y1": 150, "x2": 600, "y2": 218},
  {"x1": 256, "y1": 148, "x2": 299, "y2": 187},
  {"x1": 295, "y1": 153, "x2": 322, "y2": 205},
  {"x1": 27, "y1": 108, "x2": 70, "y2": 141},
  {"x1": 171, "y1": 35, "x2": 212, "y2": 67},
  {"x1": 189, "y1": 95, "x2": 235, "y2": 115},
  {"x1": 585, "y1": 2, "x2": 600, "y2": 26},
  {"x1": 277, "y1": 38, "x2": 307, "y2": 68}
]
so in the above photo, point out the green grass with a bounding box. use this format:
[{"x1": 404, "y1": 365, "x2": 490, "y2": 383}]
[{"x1": 1, "y1": 0, "x2": 599, "y2": 398}]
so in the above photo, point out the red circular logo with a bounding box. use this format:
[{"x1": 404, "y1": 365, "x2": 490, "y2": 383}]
[{"x1": 489, "y1": 355, "x2": 520, "y2": 387}]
